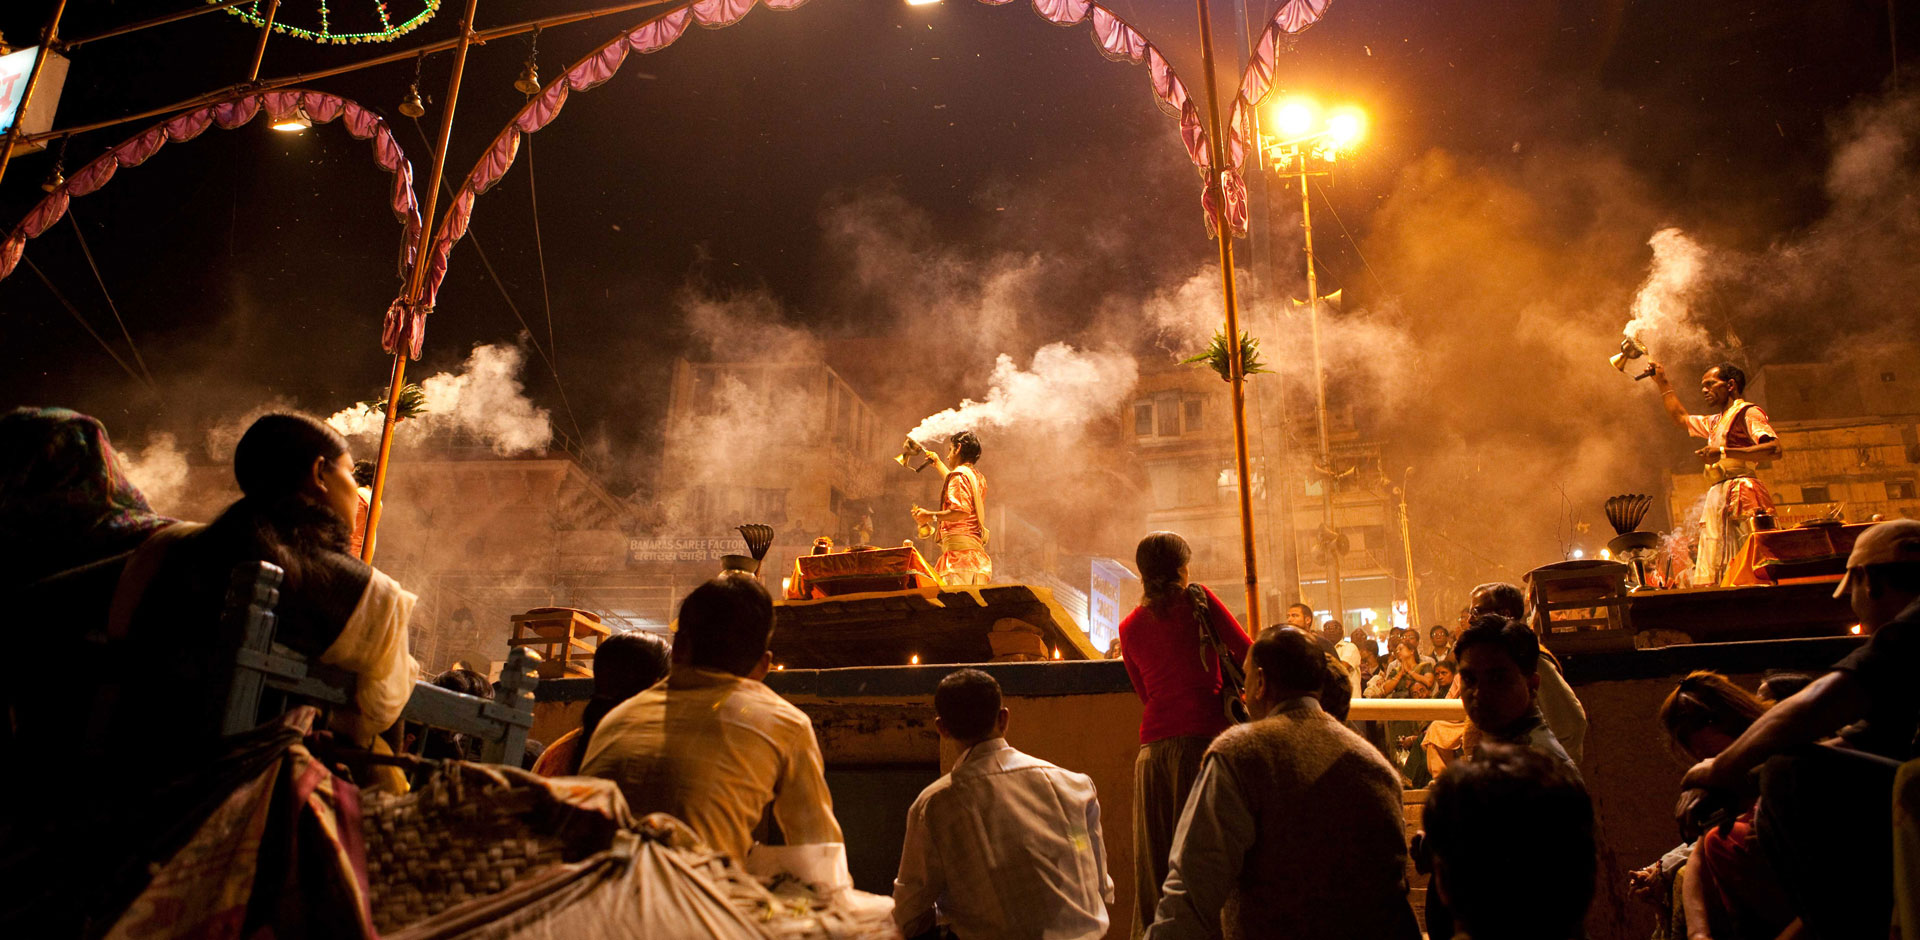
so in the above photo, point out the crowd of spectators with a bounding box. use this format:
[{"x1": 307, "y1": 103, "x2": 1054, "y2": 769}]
[{"x1": 6, "y1": 406, "x2": 1918, "y2": 940}]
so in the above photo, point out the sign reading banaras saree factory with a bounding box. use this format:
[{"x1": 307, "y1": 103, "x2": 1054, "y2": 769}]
[
  {"x1": 627, "y1": 537, "x2": 740, "y2": 564},
  {"x1": 0, "y1": 46, "x2": 70, "y2": 142}
]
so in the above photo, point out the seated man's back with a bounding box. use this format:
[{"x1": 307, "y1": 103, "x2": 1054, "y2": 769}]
[
  {"x1": 894, "y1": 669, "x2": 1112, "y2": 939},
  {"x1": 581, "y1": 663, "x2": 839, "y2": 861},
  {"x1": 579, "y1": 573, "x2": 841, "y2": 862}
]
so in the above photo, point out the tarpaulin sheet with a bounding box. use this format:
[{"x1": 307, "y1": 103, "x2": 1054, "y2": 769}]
[{"x1": 388, "y1": 814, "x2": 896, "y2": 940}]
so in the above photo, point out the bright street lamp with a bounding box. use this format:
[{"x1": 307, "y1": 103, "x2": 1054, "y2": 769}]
[
  {"x1": 1259, "y1": 95, "x2": 1368, "y2": 628},
  {"x1": 1326, "y1": 108, "x2": 1366, "y2": 150},
  {"x1": 1262, "y1": 96, "x2": 1366, "y2": 158},
  {"x1": 1274, "y1": 98, "x2": 1317, "y2": 139}
]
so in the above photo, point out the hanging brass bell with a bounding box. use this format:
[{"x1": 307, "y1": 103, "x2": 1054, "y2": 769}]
[
  {"x1": 40, "y1": 165, "x2": 63, "y2": 193},
  {"x1": 399, "y1": 84, "x2": 426, "y2": 118},
  {"x1": 513, "y1": 62, "x2": 541, "y2": 96}
]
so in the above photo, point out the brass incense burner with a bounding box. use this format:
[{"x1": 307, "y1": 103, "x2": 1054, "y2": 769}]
[
  {"x1": 1609, "y1": 337, "x2": 1655, "y2": 380},
  {"x1": 893, "y1": 437, "x2": 936, "y2": 473}
]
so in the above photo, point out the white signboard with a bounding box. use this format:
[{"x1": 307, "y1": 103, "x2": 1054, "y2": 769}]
[
  {"x1": 1088, "y1": 557, "x2": 1138, "y2": 653},
  {"x1": 0, "y1": 46, "x2": 70, "y2": 147}
]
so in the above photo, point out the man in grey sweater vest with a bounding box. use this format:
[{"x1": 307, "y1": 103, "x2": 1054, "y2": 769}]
[{"x1": 1146, "y1": 628, "x2": 1421, "y2": 940}]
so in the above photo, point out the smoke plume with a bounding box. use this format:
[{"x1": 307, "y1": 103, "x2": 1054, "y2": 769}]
[
  {"x1": 650, "y1": 287, "x2": 847, "y2": 535},
  {"x1": 118, "y1": 432, "x2": 190, "y2": 515},
  {"x1": 908, "y1": 343, "x2": 1139, "y2": 442},
  {"x1": 1623, "y1": 228, "x2": 1715, "y2": 358},
  {"x1": 327, "y1": 344, "x2": 553, "y2": 456}
]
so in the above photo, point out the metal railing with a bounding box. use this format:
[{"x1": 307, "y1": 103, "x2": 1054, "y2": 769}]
[{"x1": 1346, "y1": 698, "x2": 1465, "y2": 722}]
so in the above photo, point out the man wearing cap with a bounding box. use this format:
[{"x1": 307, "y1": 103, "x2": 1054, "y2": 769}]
[{"x1": 1677, "y1": 518, "x2": 1920, "y2": 938}]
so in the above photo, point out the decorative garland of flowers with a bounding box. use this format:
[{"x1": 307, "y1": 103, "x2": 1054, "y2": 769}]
[{"x1": 212, "y1": 0, "x2": 441, "y2": 45}]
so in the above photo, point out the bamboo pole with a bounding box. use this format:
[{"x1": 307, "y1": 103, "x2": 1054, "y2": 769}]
[
  {"x1": 1192, "y1": 0, "x2": 1261, "y2": 629},
  {"x1": 360, "y1": 0, "x2": 482, "y2": 564},
  {"x1": 61, "y1": 0, "x2": 263, "y2": 50},
  {"x1": 246, "y1": 0, "x2": 280, "y2": 83},
  {"x1": 0, "y1": 0, "x2": 70, "y2": 190}
]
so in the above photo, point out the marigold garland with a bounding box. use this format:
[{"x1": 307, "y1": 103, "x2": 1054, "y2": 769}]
[{"x1": 211, "y1": 0, "x2": 441, "y2": 45}]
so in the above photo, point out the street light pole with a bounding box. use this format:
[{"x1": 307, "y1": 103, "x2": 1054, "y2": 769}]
[
  {"x1": 1395, "y1": 468, "x2": 1419, "y2": 629},
  {"x1": 1294, "y1": 151, "x2": 1344, "y2": 627},
  {"x1": 1257, "y1": 163, "x2": 1304, "y2": 608}
]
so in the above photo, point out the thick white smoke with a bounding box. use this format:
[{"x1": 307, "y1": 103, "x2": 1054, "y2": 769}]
[
  {"x1": 118, "y1": 432, "x2": 190, "y2": 515},
  {"x1": 1622, "y1": 227, "x2": 1715, "y2": 359},
  {"x1": 907, "y1": 342, "x2": 1139, "y2": 442},
  {"x1": 327, "y1": 344, "x2": 553, "y2": 456}
]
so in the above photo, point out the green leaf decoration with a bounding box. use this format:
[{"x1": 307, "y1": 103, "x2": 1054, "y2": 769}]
[
  {"x1": 358, "y1": 383, "x2": 430, "y2": 421},
  {"x1": 1181, "y1": 330, "x2": 1272, "y2": 383}
]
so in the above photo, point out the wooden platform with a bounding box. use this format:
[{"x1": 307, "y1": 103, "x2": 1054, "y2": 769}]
[
  {"x1": 1627, "y1": 580, "x2": 1856, "y2": 643},
  {"x1": 1542, "y1": 579, "x2": 1857, "y2": 654},
  {"x1": 771, "y1": 583, "x2": 1101, "y2": 669}
]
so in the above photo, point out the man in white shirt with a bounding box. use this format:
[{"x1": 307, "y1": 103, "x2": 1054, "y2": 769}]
[{"x1": 892, "y1": 668, "x2": 1113, "y2": 939}]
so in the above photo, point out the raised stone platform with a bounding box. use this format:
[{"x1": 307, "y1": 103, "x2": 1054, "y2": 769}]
[{"x1": 769, "y1": 583, "x2": 1101, "y2": 669}]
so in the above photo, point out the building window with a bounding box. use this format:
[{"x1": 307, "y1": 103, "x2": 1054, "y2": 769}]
[
  {"x1": 1351, "y1": 525, "x2": 1386, "y2": 552},
  {"x1": 1134, "y1": 402, "x2": 1154, "y2": 436},
  {"x1": 1184, "y1": 399, "x2": 1204, "y2": 431},
  {"x1": 752, "y1": 488, "x2": 788, "y2": 525},
  {"x1": 1178, "y1": 462, "x2": 1215, "y2": 506},
  {"x1": 1890, "y1": 481, "x2": 1917, "y2": 500},
  {"x1": 1157, "y1": 399, "x2": 1182, "y2": 437},
  {"x1": 1800, "y1": 484, "x2": 1831, "y2": 503}
]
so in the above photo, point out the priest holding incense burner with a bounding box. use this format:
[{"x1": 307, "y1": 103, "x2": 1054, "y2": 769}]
[
  {"x1": 1647, "y1": 360, "x2": 1782, "y2": 586},
  {"x1": 909, "y1": 431, "x2": 993, "y2": 586}
]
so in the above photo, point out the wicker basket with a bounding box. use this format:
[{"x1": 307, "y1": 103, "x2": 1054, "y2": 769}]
[{"x1": 361, "y1": 762, "x2": 627, "y2": 932}]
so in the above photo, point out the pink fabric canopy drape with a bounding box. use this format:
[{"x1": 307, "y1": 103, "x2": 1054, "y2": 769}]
[{"x1": 0, "y1": 90, "x2": 422, "y2": 287}]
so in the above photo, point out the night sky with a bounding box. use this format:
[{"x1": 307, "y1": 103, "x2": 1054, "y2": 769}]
[{"x1": 0, "y1": 0, "x2": 1910, "y2": 485}]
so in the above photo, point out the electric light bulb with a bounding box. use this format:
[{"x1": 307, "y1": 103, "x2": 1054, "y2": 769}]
[
  {"x1": 1274, "y1": 99, "x2": 1316, "y2": 138},
  {"x1": 270, "y1": 108, "x2": 313, "y2": 133},
  {"x1": 1326, "y1": 108, "x2": 1366, "y2": 149}
]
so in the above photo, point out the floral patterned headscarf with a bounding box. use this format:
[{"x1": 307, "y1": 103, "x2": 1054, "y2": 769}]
[{"x1": 0, "y1": 407, "x2": 175, "y2": 584}]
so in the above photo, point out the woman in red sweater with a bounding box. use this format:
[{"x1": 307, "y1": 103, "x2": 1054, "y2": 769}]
[{"x1": 1119, "y1": 531, "x2": 1252, "y2": 936}]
